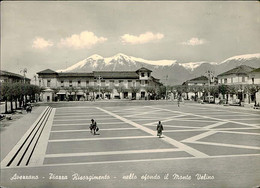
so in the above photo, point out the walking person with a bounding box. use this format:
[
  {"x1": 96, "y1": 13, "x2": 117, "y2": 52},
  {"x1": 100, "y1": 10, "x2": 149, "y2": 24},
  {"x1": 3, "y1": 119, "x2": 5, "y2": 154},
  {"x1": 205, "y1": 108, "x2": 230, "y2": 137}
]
[
  {"x1": 89, "y1": 119, "x2": 99, "y2": 135},
  {"x1": 157, "y1": 121, "x2": 164, "y2": 138},
  {"x1": 177, "y1": 97, "x2": 180, "y2": 107}
]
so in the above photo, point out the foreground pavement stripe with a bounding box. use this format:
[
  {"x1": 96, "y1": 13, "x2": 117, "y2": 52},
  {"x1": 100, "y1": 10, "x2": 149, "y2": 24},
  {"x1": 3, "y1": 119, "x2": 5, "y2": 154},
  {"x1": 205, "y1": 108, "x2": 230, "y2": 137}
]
[
  {"x1": 45, "y1": 148, "x2": 181, "y2": 158},
  {"x1": 29, "y1": 108, "x2": 56, "y2": 167},
  {"x1": 97, "y1": 107, "x2": 209, "y2": 158},
  {"x1": 51, "y1": 127, "x2": 139, "y2": 133},
  {"x1": 5, "y1": 153, "x2": 260, "y2": 169},
  {"x1": 0, "y1": 107, "x2": 49, "y2": 168},
  {"x1": 49, "y1": 135, "x2": 154, "y2": 142},
  {"x1": 184, "y1": 141, "x2": 260, "y2": 150}
]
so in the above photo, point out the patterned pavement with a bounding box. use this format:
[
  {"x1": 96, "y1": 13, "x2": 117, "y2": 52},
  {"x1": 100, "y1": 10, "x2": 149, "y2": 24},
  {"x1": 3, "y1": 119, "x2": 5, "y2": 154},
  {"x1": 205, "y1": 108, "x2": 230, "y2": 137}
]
[{"x1": 22, "y1": 104, "x2": 260, "y2": 167}]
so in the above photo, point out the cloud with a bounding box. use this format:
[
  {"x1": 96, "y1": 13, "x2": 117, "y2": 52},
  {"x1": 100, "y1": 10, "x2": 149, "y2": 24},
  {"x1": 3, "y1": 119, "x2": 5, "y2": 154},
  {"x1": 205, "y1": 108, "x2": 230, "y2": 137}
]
[
  {"x1": 120, "y1": 32, "x2": 164, "y2": 45},
  {"x1": 58, "y1": 31, "x2": 107, "y2": 49},
  {"x1": 181, "y1": 37, "x2": 207, "y2": 46},
  {"x1": 32, "y1": 37, "x2": 53, "y2": 49}
]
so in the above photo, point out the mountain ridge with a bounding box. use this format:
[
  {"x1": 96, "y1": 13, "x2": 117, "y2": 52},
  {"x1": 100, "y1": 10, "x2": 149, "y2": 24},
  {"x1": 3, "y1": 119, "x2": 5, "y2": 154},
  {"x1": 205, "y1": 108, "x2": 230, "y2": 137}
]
[{"x1": 56, "y1": 53, "x2": 260, "y2": 85}]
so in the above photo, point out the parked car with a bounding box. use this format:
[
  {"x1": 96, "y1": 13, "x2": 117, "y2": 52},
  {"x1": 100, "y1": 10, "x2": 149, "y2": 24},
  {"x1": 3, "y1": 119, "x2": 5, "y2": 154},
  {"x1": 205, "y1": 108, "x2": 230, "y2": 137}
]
[{"x1": 204, "y1": 96, "x2": 214, "y2": 103}]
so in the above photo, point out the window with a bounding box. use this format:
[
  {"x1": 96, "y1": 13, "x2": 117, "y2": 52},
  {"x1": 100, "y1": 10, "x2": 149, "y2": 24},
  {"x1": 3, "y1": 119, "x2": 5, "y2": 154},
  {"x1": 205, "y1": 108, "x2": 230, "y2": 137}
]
[
  {"x1": 119, "y1": 80, "x2": 123, "y2": 83},
  {"x1": 39, "y1": 80, "x2": 41, "y2": 86},
  {"x1": 78, "y1": 80, "x2": 81, "y2": 87},
  {"x1": 145, "y1": 80, "x2": 148, "y2": 84},
  {"x1": 128, "y1": 80, "x2": 132, "y2": 82},
  {"x1": 224, "y1": 78, "x2": 227, "y2": 84},
  {"x1": 110, "y1": 80, "x2": 114, "y2": 83},
  {"x1": 141, "y1": 73, "x2": 145, "y2": 77},
  {"x1": 148, "y1": 73, "x2": 150, "y2": 77},
  {"x1": 86, "y1": 80, "x2": 89, "y2": 85},
  {"x1": 252, "y1": 78, "x2": 255, "y2": 84},
  {"x1": 61, "y1": 80, "x2": 64, "y2": 87},
  {"x1": 69, "y1": 80, "x2": 72, "y2": 87},
  {"x1": 47, "y1": 80, "x2": 51, "y2": 87}
]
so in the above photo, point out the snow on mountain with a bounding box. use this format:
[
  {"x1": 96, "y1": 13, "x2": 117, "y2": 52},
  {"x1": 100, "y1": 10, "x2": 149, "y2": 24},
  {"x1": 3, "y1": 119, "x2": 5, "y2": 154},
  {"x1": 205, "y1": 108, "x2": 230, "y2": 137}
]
[
  {"x1": 56, "y1": 52, "x2": 260, "y2": 85},
  {"x1": 220, "y1": 53, "x2": 260, "y2": 64},
  {"x1": 179, "y1": 61, "x2": 219, "y2": 71},
  {"x1": 57, "y1": 53, "x2": 176, "y2": 72}
]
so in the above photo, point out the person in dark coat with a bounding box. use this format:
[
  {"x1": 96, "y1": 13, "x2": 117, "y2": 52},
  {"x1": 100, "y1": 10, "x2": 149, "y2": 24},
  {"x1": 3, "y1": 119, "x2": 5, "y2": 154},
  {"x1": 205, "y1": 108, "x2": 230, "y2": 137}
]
[
  {"x1": 157, "y1": 121, "x2": 164, "y2": 138},
  {"x1": 90, "y1": 119, "x2": 98, "y2": 135}
]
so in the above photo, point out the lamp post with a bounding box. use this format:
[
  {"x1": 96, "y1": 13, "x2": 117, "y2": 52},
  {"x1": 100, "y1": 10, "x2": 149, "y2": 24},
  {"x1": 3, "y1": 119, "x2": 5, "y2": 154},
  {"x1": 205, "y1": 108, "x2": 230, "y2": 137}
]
[
  {"x1": 95, "y1": 75, "x2": 103, "y2": 99},
  {"x1": 165, "y1": 75, "x2": 168, "y2": 100},
  {"x1": 206, "y1": 70, "x2": 214, "y2": 103},
  {"x1": 20, "y1": 68, "x2": 27, "y2": 83}
]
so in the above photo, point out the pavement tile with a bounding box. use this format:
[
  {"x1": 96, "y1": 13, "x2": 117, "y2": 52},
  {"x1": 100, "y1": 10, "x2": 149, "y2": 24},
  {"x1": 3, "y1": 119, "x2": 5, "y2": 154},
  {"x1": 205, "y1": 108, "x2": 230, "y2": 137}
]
[
  {"x1": 199, "y1": 132, "x2": 260, "y2": 147},
  {"x1": 185, "y1": 143, "x2": 260, "y2": 156},
  {"x1": 43, "y1": 151, "x2": 192, "y2": 165},
  {"x1": 49, "y1": 129, "x2": 148, "y2": 140},
  {"x1": 46, "y1": 137, "x2": 175, "y2": 154},
  {"x1": 163, "y1": 131, "x2": 208, "y2": 141},
  {"x1": 212, "y1": 123, "x2": 251, "y2": 129}
]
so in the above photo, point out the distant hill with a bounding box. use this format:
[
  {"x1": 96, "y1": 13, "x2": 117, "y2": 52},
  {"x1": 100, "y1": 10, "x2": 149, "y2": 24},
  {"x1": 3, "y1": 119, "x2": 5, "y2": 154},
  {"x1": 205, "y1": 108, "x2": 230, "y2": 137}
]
[{"x1": 57, "y1": 53, "x2": 260, "y2": 85}]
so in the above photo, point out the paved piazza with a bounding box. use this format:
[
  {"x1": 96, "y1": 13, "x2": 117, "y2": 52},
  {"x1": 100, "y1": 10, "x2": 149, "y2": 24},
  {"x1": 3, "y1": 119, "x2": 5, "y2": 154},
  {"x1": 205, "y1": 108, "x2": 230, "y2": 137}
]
[{"x1": 1, "y1": 102, "x2": 260, "y2": 188}]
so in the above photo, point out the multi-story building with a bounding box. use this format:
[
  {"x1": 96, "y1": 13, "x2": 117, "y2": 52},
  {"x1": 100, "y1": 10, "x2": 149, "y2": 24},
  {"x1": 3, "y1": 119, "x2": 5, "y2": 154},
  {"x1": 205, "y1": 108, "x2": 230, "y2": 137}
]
[
  {"x1": 0, "y1": 70, "x2": 30, "y2": 84},
  {"x1": 182, "y1": 75, "x2": 217, "y2": 100},
  {"x1": 37, "y1": 67, "x2": 162, "y2": 102},
  {"x1": 248, "y1": 67, "x2": 260, "y2": 85},
  {"x1": 217, "y1": 65, "x2": 255, "y2": 85}
]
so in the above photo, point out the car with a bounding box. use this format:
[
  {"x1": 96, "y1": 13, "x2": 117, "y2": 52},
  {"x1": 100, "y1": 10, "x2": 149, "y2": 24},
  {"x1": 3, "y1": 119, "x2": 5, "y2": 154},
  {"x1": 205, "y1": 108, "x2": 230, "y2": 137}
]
[{"x1": 204, "y1": 96, "x2": 214, "y2": 103}]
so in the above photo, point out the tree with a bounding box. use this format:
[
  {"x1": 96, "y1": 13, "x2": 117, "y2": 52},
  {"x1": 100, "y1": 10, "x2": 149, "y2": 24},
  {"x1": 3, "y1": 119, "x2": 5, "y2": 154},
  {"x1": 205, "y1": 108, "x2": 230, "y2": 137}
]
[
  {"x1": 244, "y1": 84, "x2": 260, "y2": 104},
  {"x1": 130, "y1": 86, "x2": 140, "y2": 100},
  {"x1": 1, "y1": 82, "x2": 10, "y2": 113},
  {"x1": 218, "y1": 84, "x2": 228, "y2": 103},
  {"x1": 189, "y1": 85, "x2": 202, "y2": 101},
  {"x1": 209, "y1": 85, "x2": 219, "y2": 103},
  {"x1": 65, "y1": 87, "x2": 75, "y2": 101},
  {"x1": 158, "y1": 85, "x2": 166, "y2": 99},
  {"x1": 100, "y1": 86, "x2": 109, "y2": 99},
  {"x1": 115, "y1": 85, "x2": 125, "y2": 99},
  {"x1": 81, "y1": 86, "x2": 90, "y2": 101},
  {"x1": 146, "y1": 86, "x2": 156, "y2": 100}
]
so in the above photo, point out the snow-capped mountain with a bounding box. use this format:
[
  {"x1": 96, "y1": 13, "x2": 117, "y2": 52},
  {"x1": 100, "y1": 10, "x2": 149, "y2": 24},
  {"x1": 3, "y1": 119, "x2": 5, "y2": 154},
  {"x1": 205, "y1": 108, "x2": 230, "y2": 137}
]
[
  {"x1": 56, "y1": 53, "x2": 260, "y2": 85},
  {"x1": 57, "y1": 53, "x2": 176, "y2": 72}
]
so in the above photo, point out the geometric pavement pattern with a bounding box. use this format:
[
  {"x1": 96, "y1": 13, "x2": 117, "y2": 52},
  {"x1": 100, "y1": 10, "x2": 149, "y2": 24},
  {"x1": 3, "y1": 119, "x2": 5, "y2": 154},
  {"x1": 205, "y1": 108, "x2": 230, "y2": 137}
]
[{"x1": 2, "y1": 104, "x2": 260, "y2": 168}]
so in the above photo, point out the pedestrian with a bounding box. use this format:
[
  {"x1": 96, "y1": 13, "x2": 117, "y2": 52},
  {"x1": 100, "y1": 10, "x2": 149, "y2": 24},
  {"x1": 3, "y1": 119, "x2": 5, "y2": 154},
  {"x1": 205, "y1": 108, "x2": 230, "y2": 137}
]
[
  {"x1": 157, "y1": 121, "x2": 163, "y2": 138},
  {"x1": 177, "y1": 97, "x2": 180, "y2": 107},
  {"x1": 89, "y1": 119, "x2": 98, "y2": 135}
]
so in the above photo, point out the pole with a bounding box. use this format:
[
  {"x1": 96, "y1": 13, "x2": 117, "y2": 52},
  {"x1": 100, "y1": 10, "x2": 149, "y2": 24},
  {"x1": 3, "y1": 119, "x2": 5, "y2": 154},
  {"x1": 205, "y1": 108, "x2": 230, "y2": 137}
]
[
  {"x1": 96, "y1": 75, "x2": 102, "y2": 99},
  {"x1": 206, "y1": 70, "x2": 213, "y2": 104},
  {"x1": 165, "y1": 75, "x2": 168, "y2": 100}
]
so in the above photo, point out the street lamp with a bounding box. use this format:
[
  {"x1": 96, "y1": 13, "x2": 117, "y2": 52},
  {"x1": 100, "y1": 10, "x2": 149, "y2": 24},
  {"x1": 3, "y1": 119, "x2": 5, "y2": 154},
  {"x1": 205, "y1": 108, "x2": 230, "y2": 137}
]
[
  {"x1": 206, "y1": 70, "x2": 214, "y2": 103},
  {"x1": 95, "y1": 75, "x2": 103, "y2": 99},
  {"x1": 20, "y1": 68, "x2": 27, "y2": 83},
  {"x1": 165, "y1": 75, "x2": 168, "y2": 100}
]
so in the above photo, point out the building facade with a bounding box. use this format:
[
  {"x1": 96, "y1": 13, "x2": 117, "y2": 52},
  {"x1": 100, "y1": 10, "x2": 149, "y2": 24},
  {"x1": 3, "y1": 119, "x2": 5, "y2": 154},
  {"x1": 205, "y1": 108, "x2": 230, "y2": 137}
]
[
  {"x1": 0, "y1": 70, "x2": 30, "y2": 84},
  {"x1": 217, "y1": 65, "x2": 255, "y2": 85},
  {"x1": 37, "y1": 67, "x2": 162, "y2": 102}
]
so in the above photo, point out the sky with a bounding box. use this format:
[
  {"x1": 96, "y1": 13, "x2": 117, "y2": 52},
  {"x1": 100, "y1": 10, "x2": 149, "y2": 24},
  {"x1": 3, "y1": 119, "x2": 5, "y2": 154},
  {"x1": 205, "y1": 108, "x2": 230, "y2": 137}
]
[{"x1": 1, "y1": 1, "x2": 260, "y2": 79}]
